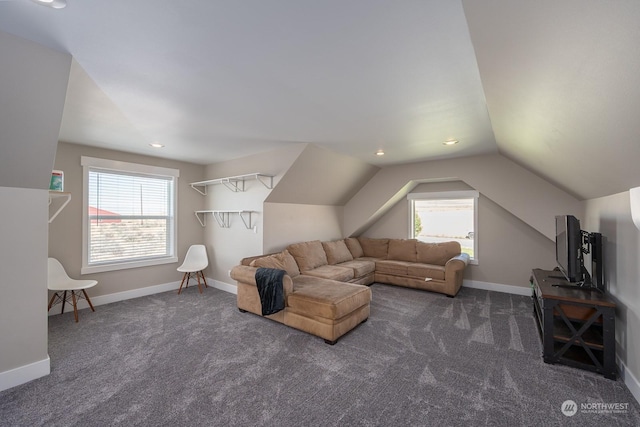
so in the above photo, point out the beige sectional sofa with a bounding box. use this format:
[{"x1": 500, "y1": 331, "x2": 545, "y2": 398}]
[{"x1": 230, "y1": 237, "x2": 469, "y2": 344}]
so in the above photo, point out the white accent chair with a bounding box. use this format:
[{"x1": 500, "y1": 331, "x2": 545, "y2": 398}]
[
  {"x1": 177, "y1": 244, "x2": 209, "y2": 294},
  {"x1": 47, "y1": 258, "x2": 97, "y2": 322}
]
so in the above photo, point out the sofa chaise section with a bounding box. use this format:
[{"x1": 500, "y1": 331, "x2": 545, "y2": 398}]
[{"x1": 231, "y1": 250, "x2": 371, "y2": 344}]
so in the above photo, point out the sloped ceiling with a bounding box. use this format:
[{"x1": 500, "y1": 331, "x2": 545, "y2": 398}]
[
  {"x1": 265, "y1": 144, "x2": 379, "y2": 206},
  {"x1": 463, "y1": 0, "x2": 640, "y2": 199},
  {"x1": 0, "y1": 31, "x2": 71, "y2": 190},
  {"x1": 1, "y1": 1, "x2": 639, "y2": 200}
]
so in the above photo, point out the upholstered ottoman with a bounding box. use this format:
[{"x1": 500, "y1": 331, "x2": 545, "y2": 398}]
[
  {"x1": 231, "y1": 250, "x2": 371, "y2": 344},
  {"x1": 285, "y1": 275, "x2": 371, "y2": 344}
]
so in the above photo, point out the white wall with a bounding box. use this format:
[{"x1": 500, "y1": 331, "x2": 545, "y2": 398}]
[
  {"x1": 203, "y1": 143, "x2": 373, "y2": 285},
  {"x1": 263, "y1": 203, "x2": 344, "y2": 253},
  {"x1": 584, "y1": 191, "x2": 640, "y2": 400},
  {"x1": 0, "y1": 31, "x2": 71, "y2": 190},
  {"x1": 203, "y1": 145, "x2": 306, "y2": 284},
  {"x1": 0, "y1": 188, "x2": 50, "y2": 390},
  {"x1": 0, "y1": 30, "x2": 70, "y2": 391}
]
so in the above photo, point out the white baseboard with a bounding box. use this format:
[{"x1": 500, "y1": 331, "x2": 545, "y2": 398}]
[
  {"x1": 209, "y1": 278, "x2": 237, "y2": 295},
  {"x1": 463, "y1": 279, "x2": 532, "y2": 296},
  {"x1": 0, "y1": 356, "x2": 50, "y2": 392},
  {"x1": 617, "y1": 357, "x2": 640, "y2": 405},
  {"x1": 48, "y1": 278, "x2": 237, "y2": 316},
  {"x1": 48, "y1": 280, "x2": 182, "y2": 315}
]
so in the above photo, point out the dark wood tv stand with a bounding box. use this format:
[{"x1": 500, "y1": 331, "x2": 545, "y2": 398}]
[{"x1": 530, "y1": 268, "x2": 616, "y2": 379}]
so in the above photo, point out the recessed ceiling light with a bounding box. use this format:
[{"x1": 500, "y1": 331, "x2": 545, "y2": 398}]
[
  {"x1": 376, "y1": 150, "x2": 385, "y2": 156},
  {"x1": 31, "y1": 0, "x2": 67, "y2": 9},
  {"x1": 443, "y1": 139, "x2": 459, "y2": 146},
  {"x1": 149, "y1": 143, "x2": 164, "y2": 148}
]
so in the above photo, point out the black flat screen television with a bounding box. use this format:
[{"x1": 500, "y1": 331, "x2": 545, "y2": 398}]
[
  {"x1": 555, "y1": 214, "x2": 583, "y2": 283},
  {"x1": 555, "y1": 214, "x2": 605, "y2": 291}
]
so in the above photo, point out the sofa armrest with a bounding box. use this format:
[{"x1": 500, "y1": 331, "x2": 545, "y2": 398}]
[
  {"x1": 443, "y1": 253, "x2": 470, "y2": 296},
  {"x1": 446, "y1": 253, "x2": 470, "y2": 268},
  {"x1": 230, "y1": 265, "x2": 294, "y2": 297}
]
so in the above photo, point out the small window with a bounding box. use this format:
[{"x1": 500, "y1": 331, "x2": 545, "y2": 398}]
[
  {"x1": 81, "y1": 156, "x2": 179, "y2": 274},
  {"x1": 408, "y1": 190, "x2": 478, "y2": 263}
]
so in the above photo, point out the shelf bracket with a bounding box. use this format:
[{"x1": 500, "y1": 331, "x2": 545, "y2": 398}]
[
  {"x1": 190, "y1": 184, "x2": 207, "y2": 196},
  {"x1": 194, "y1": 211, "x2": 207, "y2": 227},
  {"x1": 213, "y1": 211, "x2": 231, "y2": 228},
  {"x1": 255, "y1": 174, "x2": 273, "y2": 189},
  {"x1": 48, "y1": 192, "x2": 71, "y2": 223},
  {"x1": 239, "y1": 211, "x2": 254, "y2": 229},
  {"x1": 222, "y1": 178, "x2": 245, "y2": 192}
]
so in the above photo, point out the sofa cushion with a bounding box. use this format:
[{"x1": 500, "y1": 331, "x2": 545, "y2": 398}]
[
  {"x1": 302, "y1": 265, "x2": 355, "y2": 282},
  {"x1": 337, "y1": 259, "x2": 376, "y2": 277},
  {"x1": 358, "y1": 237, "x2": 389, "y2": 258},
  {"x1": 250, "y1": 254, "x2": 282, "y2": 270},
  {"x1": 387, "y1": 239, "x2": 417, "y2": 262},
  {"x1": 281, "y1": 250, "x2": 301, "y2": 277},
  {"x1": 322, "y1": 240, "x2": 354, "y2": 265},
  {"x1": 288, "y1": 276, "x2": 371, "y2": 319},
  {"x1": 344, "y1": 237, "x2": 364, "y2": 258},
  {"x1": 249, "y1": 250, "x2": 300, "y2": 277},
  {"x1": 406, "y1": 264, "x2": 446, "y2": 281},
  {"x1": 416, "y1": 241, "x2": 461, "y2": 266},
  {"x1": 375, "y1": 260, "x2": 412, "y2": 276},
  {"x1": 287, "y1": 240, "x2": 328, "y2": 272}
]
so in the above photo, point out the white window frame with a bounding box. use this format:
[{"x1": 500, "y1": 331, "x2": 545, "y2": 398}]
[
  {"x1": 81, "y1": 156, "x2": 179, "y2": 274},
  {"x1": 408, "y1": 190, "x2": 479, "y2": 265}
]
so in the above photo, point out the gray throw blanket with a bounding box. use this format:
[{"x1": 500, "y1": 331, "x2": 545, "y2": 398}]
[{"x1": 255, "y1": 268, "x2": 286, "y2": 315}]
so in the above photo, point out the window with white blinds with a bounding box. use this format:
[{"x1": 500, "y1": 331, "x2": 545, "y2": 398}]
[{"x1": 81, "y1": 156, "x2": 179, "y2": 274}]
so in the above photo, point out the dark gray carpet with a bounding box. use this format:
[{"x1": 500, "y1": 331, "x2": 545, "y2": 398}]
[{"x1": 1, "y1": 284, "x2": 639, "y2": 426}]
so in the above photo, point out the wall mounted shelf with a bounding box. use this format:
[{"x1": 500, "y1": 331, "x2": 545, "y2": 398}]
[
  {"x1": 190, "y1": 173, "x2": 273, "y2": 195},
  {"x1": 195, "y1": 210, "x2": 257, "y2": 230},
  {"x1": 48, "y1": 191, "x2": 71, "y2": 223}
]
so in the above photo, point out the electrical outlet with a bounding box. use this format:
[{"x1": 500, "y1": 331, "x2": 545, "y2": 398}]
[{"x1": 227, "y1": 270, "x2": 231, "y2": 277}]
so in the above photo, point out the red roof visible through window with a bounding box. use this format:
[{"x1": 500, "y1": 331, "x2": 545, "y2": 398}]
[{"x1": 88, "y1": 206, "x2": 121, "y2": 224}]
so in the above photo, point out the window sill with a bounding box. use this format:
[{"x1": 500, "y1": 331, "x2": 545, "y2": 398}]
[{"x1": 81, "y1": 256, "x2": 178, "y2": 275}]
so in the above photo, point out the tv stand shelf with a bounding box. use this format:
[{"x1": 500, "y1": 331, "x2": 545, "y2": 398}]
[{"x1": 530, "y1": 268, "x2": 616, "y2": 380}]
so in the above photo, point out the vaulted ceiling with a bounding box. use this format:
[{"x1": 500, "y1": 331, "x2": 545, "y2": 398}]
[{"x1": 1, "y1": 0, "x2": 639, "y2": 200}]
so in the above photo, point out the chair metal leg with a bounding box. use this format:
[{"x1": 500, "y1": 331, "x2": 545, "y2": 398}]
[{"x1": 61, "y1": 290, "x2": 67, "y2": 314}]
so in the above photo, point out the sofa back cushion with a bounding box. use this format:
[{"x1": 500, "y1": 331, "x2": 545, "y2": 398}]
[
  {"x1": 249, "y1": 250, "x2": 300, "y2": 277},
  {"x1": 281, "y1": 250, "x2": 302, "y2": 277},
  {"x1": 344, "y1": 237, "x2": 364, "y2": 258},
  {"x1": 416, "y1": 241, "x2": 461, "y2": 265},
  {"x1": 287, "y1": 240, "x2": 329, "y2": 272},
  {"x1": 387, "y1": 239, "x2": 418, "y2": 262},
  {"x1": 322, "y1": 240, "x2": 354, "y2": 265},
  {"x1": 357, "y1": 237, "x2": 389, "y2": 258}
]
